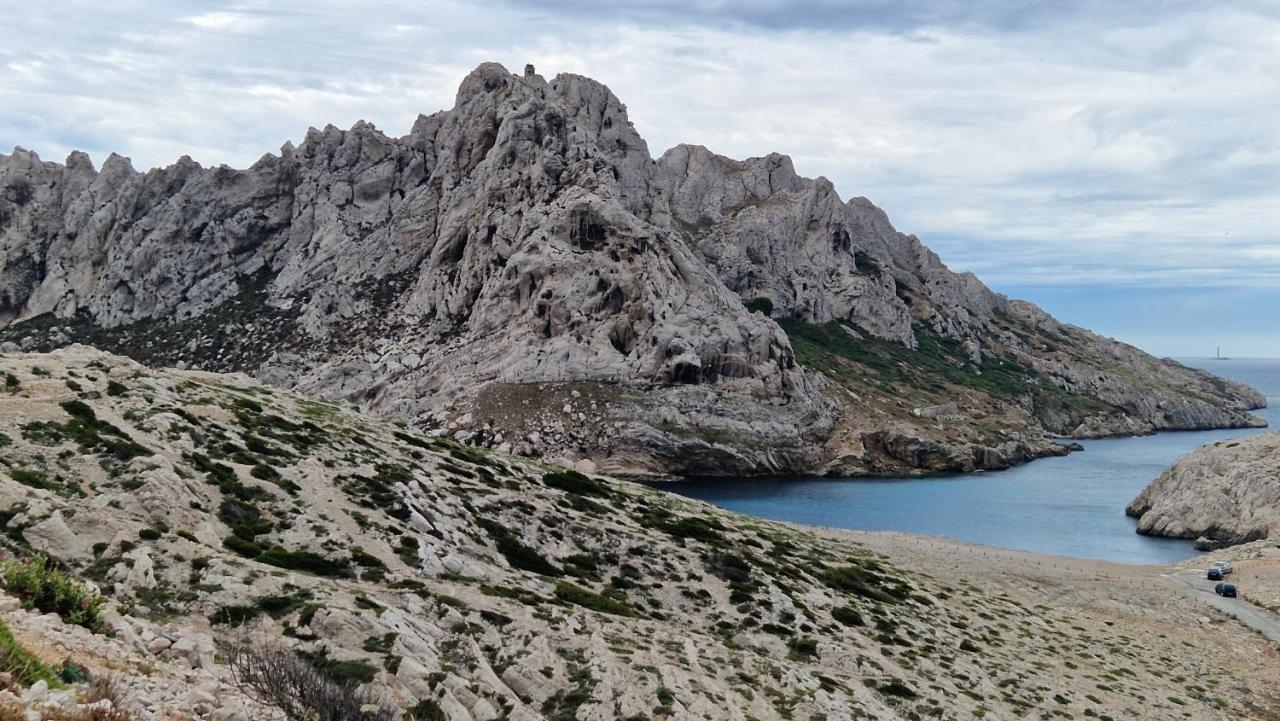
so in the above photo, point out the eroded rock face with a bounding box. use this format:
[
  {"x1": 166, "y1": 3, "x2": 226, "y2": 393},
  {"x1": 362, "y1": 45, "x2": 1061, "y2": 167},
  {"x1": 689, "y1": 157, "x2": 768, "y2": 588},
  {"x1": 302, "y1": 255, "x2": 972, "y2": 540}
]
[
  {"x1": 0, "y1": 62, "x2": 1265, "y2": 476},
  {"x1": 1128, "y1": 431, "x2": 1280, "y2": 547}
]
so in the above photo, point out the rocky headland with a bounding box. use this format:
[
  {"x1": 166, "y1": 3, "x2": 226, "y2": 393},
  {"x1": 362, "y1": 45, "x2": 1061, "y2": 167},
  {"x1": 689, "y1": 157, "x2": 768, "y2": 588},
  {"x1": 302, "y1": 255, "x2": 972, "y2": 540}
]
[
  {"x1": 1128, "y1": 430, "x2": 1280, "y2": 549},
  {"x1": 0, "y1": 63, "x2": 1266, "y2": 478}
]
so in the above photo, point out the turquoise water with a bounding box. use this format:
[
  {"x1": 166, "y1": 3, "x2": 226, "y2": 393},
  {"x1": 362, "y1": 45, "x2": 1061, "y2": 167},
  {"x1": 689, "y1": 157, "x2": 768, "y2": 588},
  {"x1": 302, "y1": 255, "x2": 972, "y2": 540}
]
[{"x1": 665, "y1": 358, "x2": 1280, "y2": 565}]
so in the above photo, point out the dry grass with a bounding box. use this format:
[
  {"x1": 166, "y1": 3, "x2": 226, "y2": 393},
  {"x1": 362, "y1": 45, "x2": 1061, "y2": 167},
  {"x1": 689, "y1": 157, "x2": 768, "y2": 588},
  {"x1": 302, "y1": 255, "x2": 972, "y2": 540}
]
[
  {"x1": 0, "y1": 699, "x2": 134, "y2": 721},
  {"x1": 219, "y1": 634, "x2": 397, "y2": 721}
]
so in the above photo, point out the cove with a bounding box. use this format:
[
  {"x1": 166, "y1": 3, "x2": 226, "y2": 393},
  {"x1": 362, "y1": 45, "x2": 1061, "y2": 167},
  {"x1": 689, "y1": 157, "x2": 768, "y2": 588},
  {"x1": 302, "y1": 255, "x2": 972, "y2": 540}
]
[{"x1": 663, "y1": 358, "x2": 1280, "y2": 565}]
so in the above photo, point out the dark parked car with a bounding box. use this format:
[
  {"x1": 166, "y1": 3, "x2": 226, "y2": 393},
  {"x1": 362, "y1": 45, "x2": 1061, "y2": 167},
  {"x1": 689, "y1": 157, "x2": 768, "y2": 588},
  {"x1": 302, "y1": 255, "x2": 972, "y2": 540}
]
[
  {"x1": 1207, "y1": 568, "x2": 1223, "y2": 581},
  {"x1": 1214, "y1": 583, "x2": 1237, "y2": 598}
]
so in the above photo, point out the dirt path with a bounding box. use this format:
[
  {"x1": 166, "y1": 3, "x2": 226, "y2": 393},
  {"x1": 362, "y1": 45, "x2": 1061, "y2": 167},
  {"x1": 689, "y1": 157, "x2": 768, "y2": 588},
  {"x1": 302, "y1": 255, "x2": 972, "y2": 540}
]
[{"x1": 1166, "y1": 568, "x2": 1280, "y2": 643}]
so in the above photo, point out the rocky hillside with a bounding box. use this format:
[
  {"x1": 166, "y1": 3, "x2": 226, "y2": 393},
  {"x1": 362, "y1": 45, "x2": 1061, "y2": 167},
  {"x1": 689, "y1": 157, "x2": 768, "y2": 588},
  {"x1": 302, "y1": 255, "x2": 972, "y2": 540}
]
[
  {"x1": 0, "y1": 62, "x2": 1265, "y2": 477},
  {"x1": 1, "y1": 346, "x2": 1278, "y2": 721},
  {"x1": 1128, "y1": 431, "x2": 1280, "y2": 549}
]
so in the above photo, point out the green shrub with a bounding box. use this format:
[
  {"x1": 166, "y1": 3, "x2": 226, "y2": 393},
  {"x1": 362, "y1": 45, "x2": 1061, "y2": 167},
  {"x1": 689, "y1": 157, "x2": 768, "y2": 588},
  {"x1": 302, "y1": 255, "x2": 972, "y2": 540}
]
[
  {"x1": 219, "y1": 497, "x2": 271, "y2": 539},
  {"x1": 296, "y1": 649, "x2": 378, "y2": 684},
  {"x1": 210, "y1": 604, "x2": 262, "y2": 626},
  {"x1": 396, "y1": 537, "x2": 420, "y2": 565},
  {"x1": 4, "y1": 373, "x2": 19, "y2": 389},
  {"x1": 138, "y1": 527, "x2": 163, "y2": 541},
  {"x1": 409, "y1": 698, "x2": 446, "y2": 720},
  {"x1": 0, "y1": 432, "x2": 10, "y2": 448},
  {"x1": 322, "y1": 659, "x2": 377, "y2": 685},
  {"x1": 8, "y1": 467, "x2": 59, "y2": 492},
  {"x1": 249, "y1": 464, "x2": 280, "y2": 481},
  {"x1": 362, "y1": 632, "x2": 397, "y2": 653},
  {"x1": 351, "y1": 549, "x2": 386, "y2": 569},
  {"x1": 257, "y1": 548, "x2": 351, "y2": 578},
  {"x1": 788, "y1": 636, "x2": 819, "y2": 660},
  {"x1": 57, "y1": 660, "x2": 89, "y2": 684},
  {"x1": 553, "y1": 582, "x2": 639, "y2": 617},
  {"x1": 223, "y1": 535, "x2": 264, "y2": 558},
  {"x1": 58, "y1": 400, "x2": 151, "y2": 461},
  {"x1": 822, "y1": 564, "x2": 898, "y2": 605},
  {"x1": 543, "y1": 470, "x2": 609, "y2": 497},
  {"x1": 105, "y1": 381, "x2": 128, "y2": 396},
  {"x1": 643, "y1": 512, "x2": 726, "y2": 544},
  {"x1": 20, "y1": 421, "x2": 64, "y2": 446},
  {"x1": 831, "y1": 605, "x2": 865, "y2": 627},
  {"x1": 392, "y1": 430, "x2": 433, "y2": 451},
  {"x1": 254, "y1": 594, "x2": 308, "y2": 618},
  {"x1": 0, "y1": 556, "x2": 105, "y2": 631},
  {"x1": 448, "y1": 443, "x2": 495, "y2": 467},
  {"x1": 875, "y1": 679, "x2": 918, "y2": 699},
  {"x1": 478, "y1": 520, "x2": 560, "y2": 576}
]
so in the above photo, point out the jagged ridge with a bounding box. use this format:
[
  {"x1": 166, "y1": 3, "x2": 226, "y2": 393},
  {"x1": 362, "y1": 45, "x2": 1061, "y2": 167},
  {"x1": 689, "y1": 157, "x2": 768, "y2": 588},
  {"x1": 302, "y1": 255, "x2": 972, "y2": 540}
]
[{"x1": 0, "y1": 62, "x2": 1266, "y2": 477}]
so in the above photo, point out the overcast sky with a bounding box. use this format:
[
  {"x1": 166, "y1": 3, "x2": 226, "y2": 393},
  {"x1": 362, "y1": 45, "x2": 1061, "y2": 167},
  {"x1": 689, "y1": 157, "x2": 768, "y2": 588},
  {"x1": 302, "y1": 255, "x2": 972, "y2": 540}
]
[{"x1": 3, "y1": 1, "x2": 1278, "y2": 358}]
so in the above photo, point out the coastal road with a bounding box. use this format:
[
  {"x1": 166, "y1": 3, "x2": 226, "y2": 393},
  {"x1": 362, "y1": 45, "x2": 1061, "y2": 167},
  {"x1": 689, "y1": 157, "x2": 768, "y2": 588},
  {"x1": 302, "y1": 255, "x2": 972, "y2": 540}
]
[{"x1": 1167, "y1": 569, "x2": 1280, "y2": 643}]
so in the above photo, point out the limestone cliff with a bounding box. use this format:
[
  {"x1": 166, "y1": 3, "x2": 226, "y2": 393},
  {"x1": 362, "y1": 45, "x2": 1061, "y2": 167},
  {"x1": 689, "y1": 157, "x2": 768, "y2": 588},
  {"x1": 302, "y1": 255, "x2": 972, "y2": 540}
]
[
  {"x1": 0, "y1": 63, "x2": 1265, "y2": 477},
  {"x1": 1128, "y1": 431, "x2": 1280, "y2": 548}
]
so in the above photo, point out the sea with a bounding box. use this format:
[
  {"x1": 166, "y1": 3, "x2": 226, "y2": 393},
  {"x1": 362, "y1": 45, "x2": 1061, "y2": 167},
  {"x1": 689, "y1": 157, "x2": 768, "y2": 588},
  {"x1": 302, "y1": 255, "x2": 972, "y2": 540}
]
[{"x1": 663, "y1": 357, "x2": 1280, "y2": 564}]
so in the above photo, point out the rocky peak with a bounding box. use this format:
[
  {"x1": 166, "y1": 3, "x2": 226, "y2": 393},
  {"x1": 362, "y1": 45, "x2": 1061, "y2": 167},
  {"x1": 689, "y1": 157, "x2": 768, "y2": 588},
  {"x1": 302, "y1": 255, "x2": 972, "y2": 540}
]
[{"x1": 0, "y1": 62, "x2": 1266, "y2": 477}]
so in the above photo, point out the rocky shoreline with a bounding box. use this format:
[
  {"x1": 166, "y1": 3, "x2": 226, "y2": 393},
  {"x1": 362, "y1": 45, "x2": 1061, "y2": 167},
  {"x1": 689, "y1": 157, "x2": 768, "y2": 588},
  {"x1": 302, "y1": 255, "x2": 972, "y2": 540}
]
[{"x1": 1128, "y1": 430, "x2": 1280, "y2": 549}]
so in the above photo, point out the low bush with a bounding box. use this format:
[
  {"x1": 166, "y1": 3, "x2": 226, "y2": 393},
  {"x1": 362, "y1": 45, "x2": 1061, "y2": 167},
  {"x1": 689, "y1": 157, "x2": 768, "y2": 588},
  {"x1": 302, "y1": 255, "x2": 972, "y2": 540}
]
[
  {"x1": 7, "y1": 467, "x2": 59, "y2": 492},
  {"x1": 874, "y1": 679, "x2": 918, "y2": 699},
  {"x1": 255, "y1": 593, "x2": 310, "y2": 619},
  {"x1": 0, "y1": 556, "x2": 106, "y2": 632},
  {"x1": 553, "y1": 582, "x2": 639, "y2": 618},
  {"x1": 257, "y1": 548, "x2": 351, "y2": 578},
  {"x1": 223, "y1": 535, "x2": 264, "y2": 558},
  {"x1": 296, "y1": 649, "x2": 379, "y2": 685},
  {"x1": 831, "y1": 605, "x2": 865, "y2": 627},
  {"x1": 59, "y1": 400, "x2": 151, "y2": 461},
  {"x1": 408, "y1": 699, "x2": 446, "y2": 721},
  {"x1": 822, "y1": 563, "x2": 899, "y2": 605},
  {"x1": 788, "y1": 636, "x2": 819, "y2": 660},
  {"x1": 210, "y1": 605, "x2": 262, "y2": 627},
  {"x1": 644, "y1": 513, "x2": 726, "y2": 544},
  {"x1": 477, "y1": 520, "x2": 560, "y2": 576},
  {"x1": 219, "y1": 635, "x2": 395, "y2": 721},
  {"x1": 542, "y1": 470, "x2": 609, "y2": 497}
]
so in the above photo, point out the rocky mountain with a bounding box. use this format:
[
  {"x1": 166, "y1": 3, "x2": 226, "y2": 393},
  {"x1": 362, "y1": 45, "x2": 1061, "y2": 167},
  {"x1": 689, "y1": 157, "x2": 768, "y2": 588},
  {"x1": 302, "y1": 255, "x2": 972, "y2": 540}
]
[
  {"x1": 1128, "y1": 430, "x2": 1280, "y2": 549},
  {"x1": 1, "y1": 346, "x2": 1278, "y2": 721},
  {"x1": 0, "y1": 62, "x2": 1266, "y2": 478}
]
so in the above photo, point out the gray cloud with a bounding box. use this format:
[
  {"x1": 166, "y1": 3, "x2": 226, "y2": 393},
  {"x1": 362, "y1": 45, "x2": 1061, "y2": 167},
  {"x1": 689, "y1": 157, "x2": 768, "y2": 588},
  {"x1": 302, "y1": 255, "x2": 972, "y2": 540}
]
[{"x1": 496, "y1": 0, "x2": 1243, "y2": 34}]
